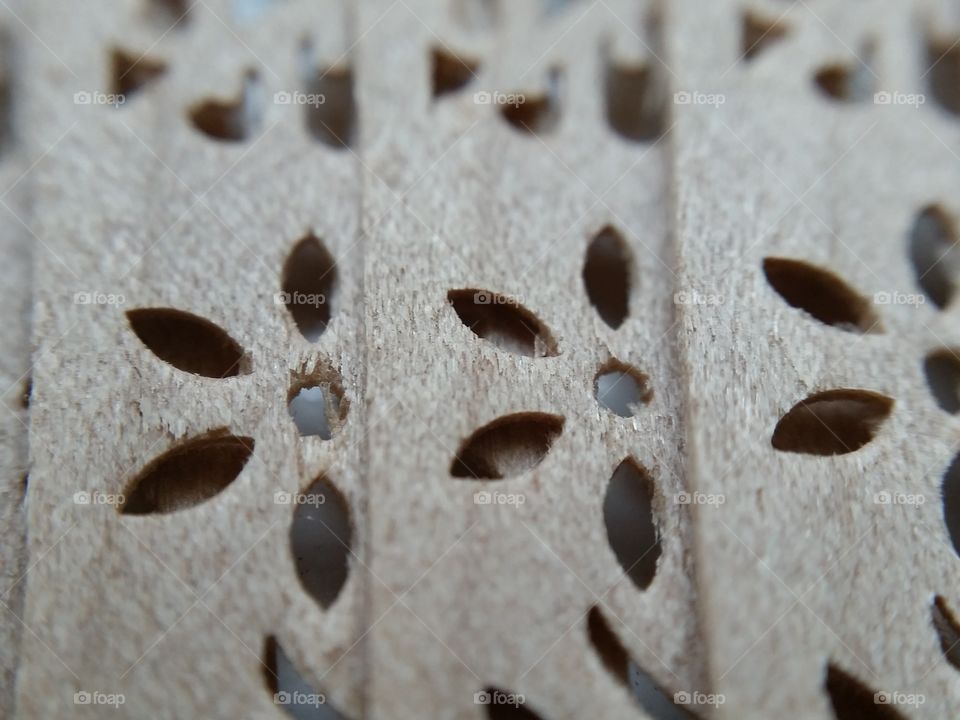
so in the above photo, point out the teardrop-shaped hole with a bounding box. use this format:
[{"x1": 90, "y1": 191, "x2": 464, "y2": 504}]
[
  {"x1": 941, "y1": 452, "x2": 960, "y2": 558},
  {"x1": 480, "y1": 688, "x2": 545, "y2": 719},
  {"x1": 583, "y1": 225, "x2": 631, "y2": 328},
  {"x1": 924, "y1": 349, "x2": 960, "y2": 413},
  {"x1": 603, "y1": 58, "x2": 665, "y2": 141},
  {"x1": 927, "y1": 33, "x2": 960, "y2": 117},
  {"x1": 304, "y1": 62, "x2": 356, "y2": 148},
  {"x1": 586, "y1": 607, "x2": 695, "y2": 718},
  {"x1": 909, "y1": 205, "x2": 958, "y2": 309},
  {"x1": 110, "y1": 47, "x2": 167, "y2": 99},
  {"x1": 500, "y1": 68, "x2": 563, "y2": 134},
  {"x1": 281, "y1": 233, "x2": 337, "y2": 341},
  {"x1": 450, "y1": 412, "x2": 563, "y2": 479},
  {"x1": 127, "y1": 308, "x2": 250, "y2": 378},
  {"x1": 603, "y1": 459, "x2": 660, "y2": 590},
  {"x1": 287, "y1": 372, "x2": 348, "y2": 440},
  {"x1": 771, "y1": 389, "x2": 893, "y2": 456},
  {"x1": 742, "y1": 10, "x2": 788, "y2": 61},
  {"x1": 824, "y1": 663, "x2": 907, "y2": 720},
  {"x1": 448, "y1": 289, "x2": 558, "y2": 357},
  {"x1": 120, "y1": 430, "x2": 254, "y2": 515},
  {"x1": 189, "y1": 70, "x2": 260, "y2": 142},
  {"x1": 931, "y1": 595, "x2": 960, "y2": 670},
  {"x1": 595, "y1": 360, "x2": 653, "y2": 417},
  {"x1": 432, "y1": 47, "x2": 480, "y2": 98},
  {"x1": 263, "y1": 636, "x2": 350, "y2": 719},
  {"x1": 290, "y1": 476, "x2": 352, "y2": 609},
  {"x1": 762, "y1": 258, "x2": 880, "y2": 333}
]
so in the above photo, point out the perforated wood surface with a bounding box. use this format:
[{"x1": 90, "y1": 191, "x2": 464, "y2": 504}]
[{"x1": 6, "y1": 0, "x2": 960, "y2": 719}]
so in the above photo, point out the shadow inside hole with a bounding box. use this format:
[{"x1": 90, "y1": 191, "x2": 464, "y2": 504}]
[
  {"x1": 586, "y1": 607, "x2": 696, "y2": 718},
  {"x1": 263, "y1": 636, "x2": 350, "y2": 719},
  {"x1": 583, "y1": 225, "x2": 631, "y2": 328},
  {"x1": 595, "y1": 362, "x2": 652, "y2": 417},
  {"x1": 932, "y1": 595, "x2": 960, "y2": 671},
  {"x1": 451, "y1": 413, "x2": 564, "y2": 479},
  {"x1": 824, "y1": 663, "x2": 906, "y2": 719},
  {"x1": 741, "y1": 10, "x2": 788, "y2": 61},
  {"x1": 771, "y1": 389, "x2": 893, "y2": 456},
  {"x1": 431, "y1": 47, "x2": 480, "y2": 98},
  {"x1": 499, "y1": 68, "x2": 563, "y2": 134},
  {"x1": 927, "y1": 34, "x2": 960, "y2": 116},
  {"x1": 300, "y1": 40, "x2": 356, "y2": 149},
  {"x1": 481, "y1": 688, "x2": 545, "y2": 719},
  {"x1": 813, "y1": 44, "x2": 874, "y2": 102},
  {"x1": 288, "y1": 385, "x2": 344, "y2": 439},
  {"x1": 291, "y1": 477, "x2": 352, "y2": 609},
  {"x1": 282, "y1": 233, "x2": 337, "y2": 342},
  {"x1": 110, "y1": 48, "x2": 167, "y2": 100},
  {"x1": 189, "y1": 70, "x2": 261, "y2": 142},
  {"x1": 924, "y1": 350, "x2": 960, "y2": 413},
  {"x1": 762, "y1": 257, "x2": 880, "y2": 333},
  {"x1": 603, "y1": 57, "x2": 665, "y2": 142},
  {"x1": 910, "y1": 205, "x2": 958, "y2": 309},
  {"x1": 942, "y1": 453, "x2": 960, "y2": 559},
  {"x1": 603, "y1": 459, "x2": 660, "y2": 590}
]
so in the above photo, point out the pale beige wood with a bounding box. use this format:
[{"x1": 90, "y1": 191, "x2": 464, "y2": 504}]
[{"x1": 670, "y1": 0, "x2": 960, "y2": 717}]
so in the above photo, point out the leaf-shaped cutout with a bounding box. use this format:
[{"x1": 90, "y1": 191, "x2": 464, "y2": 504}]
[
  {"x1": 291, "y1": 476, "x2": 352, "y2": 609},
  {"x1": 110, "y1": 47, "x2": 167, "y2": 99},
  {"x1": 282, "y1": 233, "x2": 337, "y2": 342},
  {"x1": 824, "y1": 663, "x2": 907, "y2": 720},
  {"x1": 479, "y1": 688, "x2": 545, "y2": 719},
  {"x1": 500, "y1": 68, "x2": 563, "y2": 135},
  {"x1": 189, "y1": 69, "x2": 260, "y2": 142},
  {"x1": 742, "y1": 10, "x2": 788, "y2": 61},
  {"x1": 931, "y1": 595, "x2": 960, "y2": 670},
  {"x1": 924, "y1": 349, "x2": 960, "y2": 413},
  {"x1": 926, "y1": 33, "x2": 960, "y2": 117},
  {"x1": 263, "y1": 636, "x2": 352, "y2": 719},
  {"x1": 771, "y1": 389, "x2": 893, "y2": 456},
  {"x1": 127, "y1": 308, "x2": 250, "y2": 377},
  {"x1": 603, "y1": 58, "x2": 665, "y2": 142},
  {"x1": 587, "y1": 607, "x2": 697, "y2": 719},
  {"x1": 909, "y1": 205, "x2": 959, "y2": 309},
  {"x1": 304, "y1": 60, "x2": 356, "y2": 148},
  {"x1": 450, "y1": 412, "x2": 563, "y2": 479},
  {"x1": 604, "y1": 459, "x2": 660, "y2": 590},
  {"x1": 595, "y1": 360, "x2": 653, "y2": 417},
  {"x1": 762, "y1": 258, "x2": 881, "y2": 333},
  {"x1": 120, "y1": 430, "x2": 254, "y2": 515},
  {"x1": 448, "y1": 289, "x2": 558, "y2": 357},
  {"x1": 583, "y1": 225, "x2": 631, "y2": 328},
  {"x1": 941, "y1": 452, "x2": 960, "y2": 558},
  {"x1": 432, "y1": 47, "x2": 480, "y2": 98}
]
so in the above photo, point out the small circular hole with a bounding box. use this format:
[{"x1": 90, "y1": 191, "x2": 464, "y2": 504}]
[
  {"x1": 288, "y1": 372, "x2": 348, "y2": 439},
  {"x1": 594, "y1": 360, "x2": 652, "y2": 417}
]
